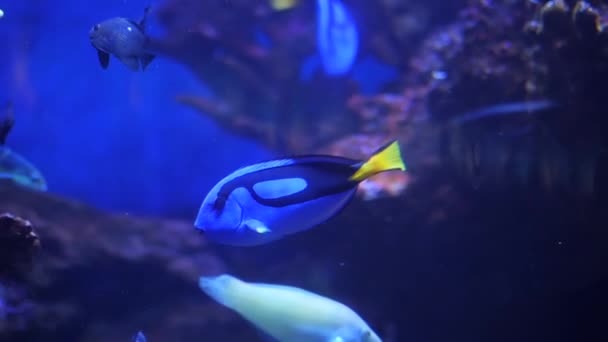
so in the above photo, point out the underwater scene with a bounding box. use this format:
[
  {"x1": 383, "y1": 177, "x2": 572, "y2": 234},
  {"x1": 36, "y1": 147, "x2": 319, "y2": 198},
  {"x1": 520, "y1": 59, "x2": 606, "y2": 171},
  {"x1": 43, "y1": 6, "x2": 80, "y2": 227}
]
[{"x1": 1, "y1": 0, "x2": 607, "y2": 341}]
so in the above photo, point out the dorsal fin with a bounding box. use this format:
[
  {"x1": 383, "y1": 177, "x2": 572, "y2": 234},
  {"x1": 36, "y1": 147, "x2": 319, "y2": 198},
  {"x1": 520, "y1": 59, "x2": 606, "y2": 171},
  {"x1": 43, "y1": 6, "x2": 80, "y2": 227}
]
[
  {"x1": 138, "y1": 6, "x2": 151, "y2": 32},
  {"x1": 127, "y1": 19, "x2": 141, "y2": 29}
]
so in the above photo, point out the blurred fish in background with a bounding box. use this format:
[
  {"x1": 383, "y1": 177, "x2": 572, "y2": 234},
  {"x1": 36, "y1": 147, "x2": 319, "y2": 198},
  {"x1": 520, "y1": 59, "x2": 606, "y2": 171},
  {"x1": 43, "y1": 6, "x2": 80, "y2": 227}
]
[
  {"x1": 449, "y1": 99, "x2": 557, "y2": 125},
  {"x1": 89, "y1": 6, "x2": 155, "y2": 71},
  {"x1": 299, "y1": 0, "x2": 359, "y2": 79},
  {"x1": 0, "y1": 102, "x2": 46, "y2": 192},
  {"x1": 317, "y1": 0, "x2": 359, "y2": 76},
  {"x1": 441, "y1": 98, "x2": 604, "y2": 199},
  {"x1": 0, "y1": 147, "x2": 47, "y2": 192}
]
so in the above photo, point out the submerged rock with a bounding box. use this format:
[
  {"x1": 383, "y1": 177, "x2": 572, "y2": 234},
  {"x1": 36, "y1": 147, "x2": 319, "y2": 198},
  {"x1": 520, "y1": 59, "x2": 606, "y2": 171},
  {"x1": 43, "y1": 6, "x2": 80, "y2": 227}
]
[
  {"x1": 0, "y1": 213, "x2": 40, "y2": 280},
  {"x1": 0, "y1": 162, "x2": 607, "y2": 341},
  {"x1": 0, "y1": 182, "x2": 229, "y2": 340}
]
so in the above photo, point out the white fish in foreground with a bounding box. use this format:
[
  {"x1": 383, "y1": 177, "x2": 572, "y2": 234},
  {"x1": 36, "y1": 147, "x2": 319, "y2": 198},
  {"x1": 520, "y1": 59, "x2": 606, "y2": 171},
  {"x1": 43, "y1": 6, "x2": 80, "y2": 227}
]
[{"x1": 199, "y1": 274, "x2": 382, "y2": 342}]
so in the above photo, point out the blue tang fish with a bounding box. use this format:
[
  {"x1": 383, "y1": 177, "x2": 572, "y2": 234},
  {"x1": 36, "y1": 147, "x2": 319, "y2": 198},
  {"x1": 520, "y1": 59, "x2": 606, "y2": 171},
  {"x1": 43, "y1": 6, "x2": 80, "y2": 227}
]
[
  {"x1": 199, "y1": 274, "x2": 383, "y2": 342},
  {"x1": 316, "y1": 0, "x2": 359, "y2": 75},
  {"x1": 195, "y1": 140, "x2": 406, "y2": 246}
]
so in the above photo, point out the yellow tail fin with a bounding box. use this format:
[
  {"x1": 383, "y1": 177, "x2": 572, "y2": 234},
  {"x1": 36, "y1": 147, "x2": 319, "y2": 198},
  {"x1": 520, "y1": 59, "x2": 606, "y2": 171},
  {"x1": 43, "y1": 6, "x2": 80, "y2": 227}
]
[{"x1": 349, "y1": 140, "x2": 406, "y2": 182}]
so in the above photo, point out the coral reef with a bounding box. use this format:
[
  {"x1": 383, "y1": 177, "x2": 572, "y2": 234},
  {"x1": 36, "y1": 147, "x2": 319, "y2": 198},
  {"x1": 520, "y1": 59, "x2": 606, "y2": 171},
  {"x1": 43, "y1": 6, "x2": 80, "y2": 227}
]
[
  {"x1": 148, "y1": 0, "x2": 466, "y2": 155},
  {"x1": 1, "y1": 162, "x2": 607, "y2": 340},
  {"x1": 0, "y1": 181, "x2": 228, "y2": 340},
  {"x1": 3, "y1": 0, "x2": 607, "y2": 340},
  {"x1": 0, "y1": 213, "x2": 39, "y2": 281},
  {"x1": 148, "y1": 0, "x2": 608, "y2": 200}
]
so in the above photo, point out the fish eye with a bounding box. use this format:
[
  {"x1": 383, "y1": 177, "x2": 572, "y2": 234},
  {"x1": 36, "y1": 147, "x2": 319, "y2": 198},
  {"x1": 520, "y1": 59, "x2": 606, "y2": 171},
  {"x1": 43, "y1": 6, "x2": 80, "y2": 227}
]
[{"x1": 93, "y1": 24, "x2": 100, "y2": 31}]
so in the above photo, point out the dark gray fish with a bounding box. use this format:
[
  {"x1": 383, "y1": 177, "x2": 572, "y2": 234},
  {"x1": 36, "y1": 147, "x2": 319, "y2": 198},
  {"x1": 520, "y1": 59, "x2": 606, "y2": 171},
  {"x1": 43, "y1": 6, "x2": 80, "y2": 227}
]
[
  {"x1": 131, "y1": 331, "x2": 146, "y2": 342},
  {"x1": 89, "y1": 7, "x2": 155, "y2": 71},
  {"x1": 0, "y1": 102, "x2": 14, "y2": 146}
]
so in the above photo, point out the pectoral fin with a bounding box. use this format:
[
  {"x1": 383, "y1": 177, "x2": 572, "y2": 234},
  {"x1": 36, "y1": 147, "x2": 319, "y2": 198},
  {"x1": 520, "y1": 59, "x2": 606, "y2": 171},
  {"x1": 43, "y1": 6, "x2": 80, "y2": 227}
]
[
  {"x1": 97, "y1": 49, "x2": 110, "y2": 69},
  {"x1": 243, "y1": 219, "x2": 271, "y2": 234}
]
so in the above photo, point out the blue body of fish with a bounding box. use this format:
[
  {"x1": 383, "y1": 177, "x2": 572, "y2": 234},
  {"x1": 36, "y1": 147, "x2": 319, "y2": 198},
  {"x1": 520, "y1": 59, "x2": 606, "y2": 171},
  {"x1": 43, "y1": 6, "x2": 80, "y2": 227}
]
[{"x1": 195, "y1": 141, "x2": 405, "y2": 246}]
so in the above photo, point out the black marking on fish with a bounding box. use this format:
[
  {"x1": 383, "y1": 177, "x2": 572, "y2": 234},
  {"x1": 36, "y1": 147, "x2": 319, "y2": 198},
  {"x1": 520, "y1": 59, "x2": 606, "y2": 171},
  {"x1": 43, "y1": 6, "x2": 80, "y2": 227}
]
[
  {"x1": 97, "y1": 49, "x2": 110, "y2": 69},
  {"x1": 0, "y1": 102, "x2": 14, "y2": 145},
  {"x1": 212, "y1": 156, "x2": 359, "y2": 213}
]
